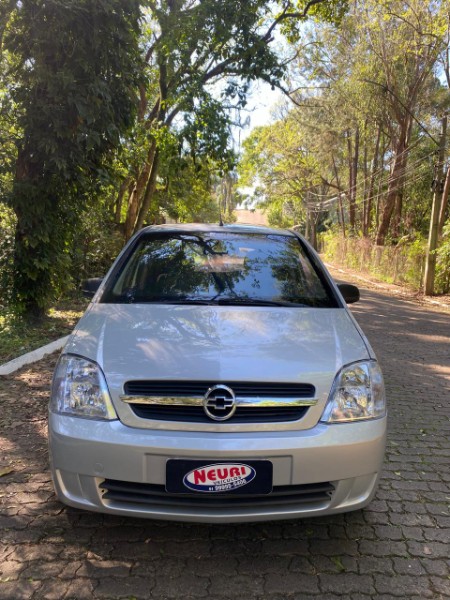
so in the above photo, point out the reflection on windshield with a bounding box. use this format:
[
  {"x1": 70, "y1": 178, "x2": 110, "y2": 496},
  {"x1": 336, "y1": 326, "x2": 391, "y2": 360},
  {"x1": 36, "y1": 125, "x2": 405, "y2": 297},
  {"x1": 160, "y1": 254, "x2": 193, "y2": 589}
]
[{"x1": 101, "y1": 232, "x2": 336, "y2": 308}]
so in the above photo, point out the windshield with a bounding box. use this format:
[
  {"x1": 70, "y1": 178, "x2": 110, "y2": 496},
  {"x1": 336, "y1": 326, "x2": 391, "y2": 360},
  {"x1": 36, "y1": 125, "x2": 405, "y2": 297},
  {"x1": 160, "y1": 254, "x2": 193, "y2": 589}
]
[{"x1": 101, "y1": 232, "x2": 337, "y2": 308}]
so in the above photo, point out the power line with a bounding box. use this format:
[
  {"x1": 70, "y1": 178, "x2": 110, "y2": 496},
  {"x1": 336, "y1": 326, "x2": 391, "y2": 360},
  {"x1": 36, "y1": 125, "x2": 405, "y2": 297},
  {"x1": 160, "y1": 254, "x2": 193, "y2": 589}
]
[
  {"x1": 305, "y1": 150, "x2": 434, "y2": 212},
  {"x1": 307, "y1": 138, "x2": 431, "y2": 201},
  {"x1": 306, "y1": 163, "x2": 430, "y2": 213}
]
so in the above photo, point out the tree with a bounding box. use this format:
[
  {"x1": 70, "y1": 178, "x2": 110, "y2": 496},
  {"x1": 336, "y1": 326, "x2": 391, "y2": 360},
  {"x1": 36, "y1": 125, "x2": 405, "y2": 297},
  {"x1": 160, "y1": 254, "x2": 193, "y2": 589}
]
[
  {"x1": 363, "y1": 0, "x2": 448, "y2": 244},
  {"x1": 120, "y1": 0, "x2": 348, "y2": 240},
  {"x1": 1, "y1": 0, "x2": 349, "y2": 316},
  {"x1": 4, "y1": 0, "x2": 143, "y2": 317},
  {"x1": 155, "y1": 131, "x2": 231, "y2": 224},
  {"x1": 240, "y1": 0, "x2": 448, "y2": 248},
  {"x1": 238, "y1": 118, "x2": 322, "y2": 228}
]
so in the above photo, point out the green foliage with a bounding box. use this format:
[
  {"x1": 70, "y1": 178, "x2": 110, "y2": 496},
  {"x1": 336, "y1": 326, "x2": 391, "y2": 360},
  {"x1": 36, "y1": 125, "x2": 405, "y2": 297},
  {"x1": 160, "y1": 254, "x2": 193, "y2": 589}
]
[
  {"x1": 0, "y1": 203, "x2": 16, "y2": 309},
  {"x1": 159, "y1": 168, "x2": 220, "y2": 224},
  {"x1": 11, "y1": 183, "x2": 75, "y2": 314},
  {"x1": 156, "y1": 147, "x2": 230, "y2": 224},
  {"x1": 0, "y1": 303, "x2": 85, "y2": 363},
  {"x1": 436, "y1": 221, "x2": 450, "y2": 294},
  {"x1": 70, "y1": 199, "x2": 125, "y2": 285},
  {"x1": 281, "y1": 0, "x2": 348, "y2": 43},
  {"x1": 0, "y1": 3, "x2": 17, "y2": 205},
  {"x1": 4, "y1": 0, "x2": 143, "y2": 316},
  {"x1": 402, "y1": 236, "x2": 428, "y2": 288},
  {"x1": 0, "y1": 0, "x2": 352, "y2": 314},
  {"x1": 120, "y1": 0, "x2": 351, "y2": 236},
  {"x1": 267, "y1": 202, "x2": 296, "y2": 229},
  {"x1": 237, "y1": 0, "x2": 448, "y2": 293},
  {"x1": 7, "y1": 1, "x2": 143, "y2": 179},
  {"x1": 321, "y1": 231, "x2": 427, "y2": 290},
  {"x1": 180, "y1": 94, "x2": 235, "y2": 172},
  {"x1": 238, "y1": 117, "x2": 322, "y2": 228}
]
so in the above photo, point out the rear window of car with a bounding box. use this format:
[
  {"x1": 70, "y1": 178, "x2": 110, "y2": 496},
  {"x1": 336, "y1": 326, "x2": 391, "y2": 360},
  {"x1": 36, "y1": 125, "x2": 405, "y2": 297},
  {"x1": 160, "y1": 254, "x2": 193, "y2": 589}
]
[{"x1": 101, "y1": 231, "x2": 338, "y2": 308}]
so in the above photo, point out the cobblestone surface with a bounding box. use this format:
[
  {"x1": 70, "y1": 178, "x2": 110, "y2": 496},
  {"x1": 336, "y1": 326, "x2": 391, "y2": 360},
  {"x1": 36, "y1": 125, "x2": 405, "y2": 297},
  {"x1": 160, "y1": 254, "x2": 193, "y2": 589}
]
[{"x1": 0, "y1": 283, "x2": 449, "y2": 599}]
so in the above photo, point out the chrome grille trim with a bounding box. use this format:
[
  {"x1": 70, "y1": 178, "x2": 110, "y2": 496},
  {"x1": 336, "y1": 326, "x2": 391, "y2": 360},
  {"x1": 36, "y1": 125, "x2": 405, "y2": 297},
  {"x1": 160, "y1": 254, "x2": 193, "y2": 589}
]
[
  {"x1": 120, "y1": 395, "x2": 318, "y2": 407},
  {"x1": 121, "y1": 396, "x2": 202, "y2": 406}
]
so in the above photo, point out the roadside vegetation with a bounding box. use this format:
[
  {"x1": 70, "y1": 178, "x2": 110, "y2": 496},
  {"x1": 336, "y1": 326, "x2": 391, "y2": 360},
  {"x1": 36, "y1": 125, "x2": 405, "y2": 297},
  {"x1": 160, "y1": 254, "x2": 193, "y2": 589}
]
[
  {"x1": 238, "y1": 0, "x2": 450, "y2": 295},
  {"x1": 321, "y1": 232, "x2": 427, "y2": 290},
  {"x1": 0, "y1": 0, "x2": 449, "y2": 351},
  {"x1": 0, "y1": 301, "x2": 86, "y2": 364},
  {"x1": 0, "y1": 0, "x2": 346, "y2": 322}
]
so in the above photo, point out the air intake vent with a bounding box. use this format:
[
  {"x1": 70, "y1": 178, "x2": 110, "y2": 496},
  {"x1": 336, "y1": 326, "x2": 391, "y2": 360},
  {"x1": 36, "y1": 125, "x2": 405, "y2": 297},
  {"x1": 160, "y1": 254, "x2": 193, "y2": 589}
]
[
  {"x1": 124, "y1": 381, "x2": 315, "y2": 398},
  {"x1": 129, "y1": 404, "x2": 308, "y2": 423},
  {"x1": 100, "y1": 479, "x2": 335, "y2": 509}
]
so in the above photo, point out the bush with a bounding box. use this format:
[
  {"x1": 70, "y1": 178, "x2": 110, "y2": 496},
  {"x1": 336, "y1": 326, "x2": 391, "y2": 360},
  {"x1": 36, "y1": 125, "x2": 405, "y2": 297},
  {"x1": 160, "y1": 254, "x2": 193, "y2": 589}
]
[
  {"x1": 0, "y1": 199, "x2": 125, "y2": 312},
  {"x1": 70, "y1": 201, "x2": 125, "y2": 286},
  {"x1": 320, "y1": 231, "x2": 427, "y2": 290},
  {"x1": 0, "y1": 204, "x2": 16, "y2": 309},
  {"x1": 435, "y1": 221, "x2": 450, "y2": 294}
]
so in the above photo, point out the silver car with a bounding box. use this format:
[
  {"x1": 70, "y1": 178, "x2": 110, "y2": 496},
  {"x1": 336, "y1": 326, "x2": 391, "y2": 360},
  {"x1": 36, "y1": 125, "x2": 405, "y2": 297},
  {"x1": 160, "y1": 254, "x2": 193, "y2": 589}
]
[{"x1": 49, "y1": 224, "x2": 386, "y2": 523}]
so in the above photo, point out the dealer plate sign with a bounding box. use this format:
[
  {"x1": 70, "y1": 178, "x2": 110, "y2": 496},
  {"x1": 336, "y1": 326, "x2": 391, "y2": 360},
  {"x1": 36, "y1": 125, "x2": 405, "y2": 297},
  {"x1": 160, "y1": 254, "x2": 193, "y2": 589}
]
[{"x1": 166, "y1": 459, "x2": 273, "y2": 494}]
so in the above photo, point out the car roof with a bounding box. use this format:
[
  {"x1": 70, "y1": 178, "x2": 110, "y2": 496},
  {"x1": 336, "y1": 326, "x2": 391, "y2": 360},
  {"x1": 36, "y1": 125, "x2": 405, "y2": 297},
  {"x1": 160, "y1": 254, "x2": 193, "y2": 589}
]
[{"x1": 139, "y1": 223, "x2": 297, "y2": 238}]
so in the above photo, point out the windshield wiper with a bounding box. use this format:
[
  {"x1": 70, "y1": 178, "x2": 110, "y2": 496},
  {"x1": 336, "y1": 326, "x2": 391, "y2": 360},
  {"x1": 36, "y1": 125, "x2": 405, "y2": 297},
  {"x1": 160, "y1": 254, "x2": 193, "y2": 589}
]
[
  {"x1": 165, "y1": 298, "x2": 212, "y2": 305},
  {"x1": 128, "y1": 296, "x2": 212, "y2": 305},
  {"x1": 123, "y1": 295, "x2": 308, "y2": 307},
  {"x1": 214, "y1": 298, "x2": 307, "y2": 307}
]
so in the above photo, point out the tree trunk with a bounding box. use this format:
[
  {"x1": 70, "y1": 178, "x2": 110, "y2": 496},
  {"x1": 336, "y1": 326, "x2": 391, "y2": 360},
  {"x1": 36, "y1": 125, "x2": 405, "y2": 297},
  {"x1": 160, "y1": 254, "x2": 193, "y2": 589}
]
[
  {"x1": 134, "y1": 149, "x2": 161, "y2": 233},
  {"x1": 364, "y1": 124, "x2": 381, "y2": 237},
  {"x1": 124, "y1": 139, "x2": 157, "y2": 240},
  {"x1": 12, "y1": 148, "x2": 60, "y2": 319},
  {"x1": 347, "y1": 128, "x2": 359, "y2": 232},
  {"x1": 376, "y1": 118, "x2": 411, "y2": 245},
  {"x1": 347, "y1": 134, "x2": 354, "y2": 231},
  {"x1": 124, "y1": 57, "x2": 167, "y2": 239},
  {"x1": 305, "y1": 201, "x2": 311, "y2": 242},
  {"x1": 438, "y1": 166, "x2": 450, "y2": 237},
  {"x1": 392, "y1": 191, "x2": 403, "y2": 241},
  {"x1": 114, "y1": 178, "x2": 132, "y2": 224},
  {"x1": 362, "y1": 127, "x2": 368, "y2": 235},
  {"x1": 375, "y1": 178, "x2": 382, "y2": 231},
  {"x1": 310, "y1": 213, "x2": 318, "y2": 250},
  {"x1": 332, "y1": 155, "x2": 345, "y2": 238},
  {"x1": 424, "y1": 115, "x2": 447, "y2": 294}
]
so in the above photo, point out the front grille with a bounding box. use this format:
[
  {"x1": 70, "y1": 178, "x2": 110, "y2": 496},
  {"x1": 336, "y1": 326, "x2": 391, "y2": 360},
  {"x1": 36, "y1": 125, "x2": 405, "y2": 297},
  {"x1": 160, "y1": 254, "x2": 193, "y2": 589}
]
[
  {"x1": 130, "y1": 404, "x2": 308, "y2": 423},
  {"x1": 123, "y1": 380, "x2": 316, "y2": 423},
  {"x1": 124, "y1": 381, "x2": 315, "y2": 398},
  {"x1": 99, "y1": 479, "x2": 334, "y2": 509}
]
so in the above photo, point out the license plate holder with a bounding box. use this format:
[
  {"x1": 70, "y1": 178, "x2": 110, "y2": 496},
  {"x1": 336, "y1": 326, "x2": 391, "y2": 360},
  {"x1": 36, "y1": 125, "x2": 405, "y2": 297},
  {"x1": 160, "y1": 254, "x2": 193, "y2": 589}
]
[{"x1": 166, "y1": 459, "x2": 273, "y2": 494}]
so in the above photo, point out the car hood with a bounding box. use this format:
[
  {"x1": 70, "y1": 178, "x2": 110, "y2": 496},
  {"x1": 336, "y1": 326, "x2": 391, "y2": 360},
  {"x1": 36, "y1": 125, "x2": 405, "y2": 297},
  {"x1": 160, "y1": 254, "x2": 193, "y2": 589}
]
[{"x1": 65, "y1": 303, "x2": 370, "y2": 431}]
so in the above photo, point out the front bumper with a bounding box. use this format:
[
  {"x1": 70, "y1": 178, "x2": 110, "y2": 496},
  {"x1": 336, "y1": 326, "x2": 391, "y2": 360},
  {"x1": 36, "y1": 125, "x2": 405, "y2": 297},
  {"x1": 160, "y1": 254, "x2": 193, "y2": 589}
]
[{"x1": 48, "y1": 413, "x2": 386, "y2": 523}]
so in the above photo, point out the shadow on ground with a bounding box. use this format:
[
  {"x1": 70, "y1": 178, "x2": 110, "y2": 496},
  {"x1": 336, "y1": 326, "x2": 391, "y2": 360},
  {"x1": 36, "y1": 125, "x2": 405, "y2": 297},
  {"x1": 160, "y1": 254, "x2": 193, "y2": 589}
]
[{"x1": 0, "y1": 288, "x2": 449, "y2": 599}]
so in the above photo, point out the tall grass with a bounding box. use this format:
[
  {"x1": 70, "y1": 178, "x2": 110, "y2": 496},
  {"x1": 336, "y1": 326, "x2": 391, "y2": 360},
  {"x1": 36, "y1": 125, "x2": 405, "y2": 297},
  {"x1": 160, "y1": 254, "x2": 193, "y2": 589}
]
[{"x1": 320, "y1": 232, "x2": 427, "y2": 291}]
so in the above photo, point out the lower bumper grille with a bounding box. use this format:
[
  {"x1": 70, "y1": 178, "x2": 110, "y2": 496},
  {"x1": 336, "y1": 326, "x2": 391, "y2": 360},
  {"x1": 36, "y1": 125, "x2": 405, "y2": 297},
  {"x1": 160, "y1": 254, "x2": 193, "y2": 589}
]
[{"x1": 99, "y1": 479, "x2": 334, "y2": 509}]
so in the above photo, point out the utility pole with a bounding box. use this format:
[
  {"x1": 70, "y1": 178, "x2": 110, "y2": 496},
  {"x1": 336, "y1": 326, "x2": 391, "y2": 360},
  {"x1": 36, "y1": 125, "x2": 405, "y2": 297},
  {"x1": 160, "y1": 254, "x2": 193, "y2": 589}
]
[{"x1": 424, "y1": 114, "x2": 447, "y2": 295}]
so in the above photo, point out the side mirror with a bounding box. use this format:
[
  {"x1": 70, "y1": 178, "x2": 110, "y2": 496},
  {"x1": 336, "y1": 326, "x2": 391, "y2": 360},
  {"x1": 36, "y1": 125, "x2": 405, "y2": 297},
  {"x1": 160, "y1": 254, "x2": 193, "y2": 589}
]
[
  {"x1": 82, "y1": 277, "x2": 104, "y2": 298},
  {"x1": 337, "y1": 283, "x2": 360, "y2": 304}
]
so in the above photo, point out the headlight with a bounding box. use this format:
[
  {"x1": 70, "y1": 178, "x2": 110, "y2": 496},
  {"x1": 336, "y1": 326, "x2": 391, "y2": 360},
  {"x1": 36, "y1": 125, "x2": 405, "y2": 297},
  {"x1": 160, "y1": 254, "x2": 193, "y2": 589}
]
[
  {"x1": 321, "y1": 360, "x2": 386, "y2": 423},
  {"x1": 50, "y1": 355, "x2": 117, "y2": 420}
]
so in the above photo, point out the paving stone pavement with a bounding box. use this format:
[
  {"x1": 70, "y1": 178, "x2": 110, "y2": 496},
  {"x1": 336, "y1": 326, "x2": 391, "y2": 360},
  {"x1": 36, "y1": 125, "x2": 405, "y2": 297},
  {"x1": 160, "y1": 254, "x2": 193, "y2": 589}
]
[{"x1": 0, "y1": 284, "x2": 449, "y2": 599}]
